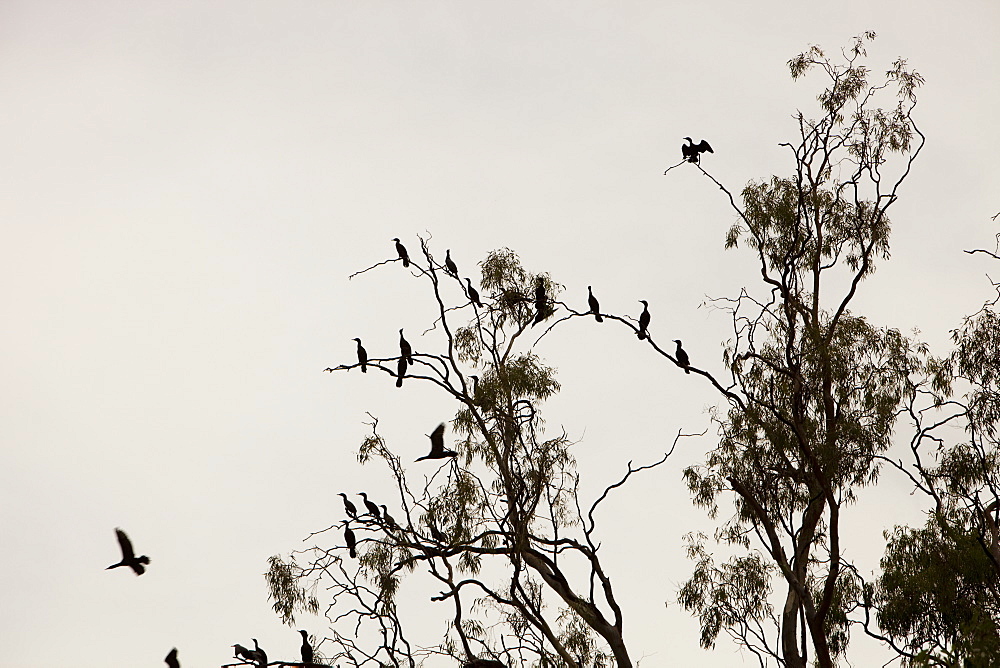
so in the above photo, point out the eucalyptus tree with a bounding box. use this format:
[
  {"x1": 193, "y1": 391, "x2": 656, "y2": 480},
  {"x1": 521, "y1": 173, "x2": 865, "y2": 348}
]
[
  {"x1": 672, "y1": 33, "x2": 929, "y2": 668},
  {"x1": 267, "y1": 240, "x2": 674, "y2": 667}
]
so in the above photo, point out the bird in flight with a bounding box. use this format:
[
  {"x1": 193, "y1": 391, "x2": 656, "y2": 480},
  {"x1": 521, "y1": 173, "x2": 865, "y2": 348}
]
[
  {"x1": 682, "y1": 137, "x2": 714, "y2": 164},
  {"x1": 106, "y1": 528, "x2": 150, "y2": 576},
  {"x1": 416, "y1": 423, "x2": 457, "y2": 461}
]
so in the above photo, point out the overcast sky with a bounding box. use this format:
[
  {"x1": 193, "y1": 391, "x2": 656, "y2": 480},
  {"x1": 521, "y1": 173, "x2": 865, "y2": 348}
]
[{"x1": 2, "y1": 1, "x2": 999, "y2": 666}]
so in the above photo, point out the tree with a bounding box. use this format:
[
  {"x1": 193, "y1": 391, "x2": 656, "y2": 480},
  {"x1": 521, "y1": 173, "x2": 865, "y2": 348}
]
[
  {"x1": 268, "y1": 240, "x2": 681, "y2": 667},
  {"x1": 676, "y1": 32, "x2": 928, "y2": 668}
]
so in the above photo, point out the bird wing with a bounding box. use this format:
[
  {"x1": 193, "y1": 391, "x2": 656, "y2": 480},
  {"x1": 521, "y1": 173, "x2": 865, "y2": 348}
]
[
  {"x1": 430, "y1": 423, "x2": 446, "y2": 454},
  {"x1": 115, "y1": 528, "x2": 135, "y2": 560},
  {"x1": 698, "y1": 140, "x2": 714, "y2": 153}
]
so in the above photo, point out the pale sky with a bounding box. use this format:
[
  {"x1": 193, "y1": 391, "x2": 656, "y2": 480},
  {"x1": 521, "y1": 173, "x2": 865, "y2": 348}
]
[{"x1": 2, "y1": 2, "x2": 999, "y2": 667}]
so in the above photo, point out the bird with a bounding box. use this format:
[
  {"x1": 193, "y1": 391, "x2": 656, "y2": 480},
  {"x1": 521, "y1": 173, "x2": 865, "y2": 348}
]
[
  {"x1": 165, "y1": 648, "x2": 180, "y2": 668},
  {"x1": 299, "y1": 629, "x2": 313, "y2": 665},
  {"x1": 532, "y1": 277, "x2": 547, "y2": 326},
  {"x1": 445, "y1": 249, "x2": 459, "y2": 277},
  {"x1": 465, "y1": 278, "x2": 482, "y2": 308},
  {"x1": 352, "y1": 338, "x2": 367, "y2": 373},
  {"x1": 232, "y1": 644, "x2": 254, "y2": 663},
  {"x1": 380, "y1": 505, "x2": 399, "y2": 530},
  {"x1": 250, "y1": 639, "x2": 268, "y2": 668},
  {"x1": 674, "y1": 339, "x2": 691, "y2": 373},
  {"x1": 682, "y1": 137, "x2": 714, "y2": 164},
  {"x1": 396, "y1": 355, "x2": 407, "y2": 388},
  {"x1": 358, "y1": 492, "x2": 381, "y2": 519},
  {"x1": 338, "y1": 492, "x2": 358, "y2": 519},
  {"x1": 399, "y1": 329, "x2": 413, "y2": 365},
  {"x1": 344, "y1": 523, "x2": 357, "y2": 558},
  {"x1": 428, "y1": 521, "x2": 447, "y2": 543},
  {"x1": 587, "y1": 286, "x2": 603, "y2": 323},
  {"x1": 416, "y1": 423, "x2": 458, "y2": 461},
  {"x1": 106, "y1": 528, "x2": 150, "y2": 576},
  {"x1": 393, "y1": 238, "x2": 410, "y2": 267},
  {"x1": 637, "y1": 300, "x2": 650, "y2": 340}
]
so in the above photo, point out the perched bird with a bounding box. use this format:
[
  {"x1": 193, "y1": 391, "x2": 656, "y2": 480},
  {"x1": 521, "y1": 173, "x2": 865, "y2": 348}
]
[
  {"x1": 299, "y1": 629, "x2": 313, "y2": 665},
  {"x1": 393, "y1": 238, "x2": 410, "y2": 267},
  {"x1": 380, "y1": 505, "x2": 399, "y2": 530},
  {"x1": 250, "y1": 638, "x2": 267, "y2": 668},
  {"x1": 674, "y1": 339, "x2": 691, "y2": 373},
  {"x1": 232, "y1": 644, "x2": 254, "y2": 663},
  {"x1": 416, "y1": 423, "x2": 457, "y2": 461},
  {"x1": 344, "y1": 523, "x2": 357, "y2": 559},
  {"x1": 338, "y1": 492, "x2": 358, "y2": 519},
  {"x1": 358, "y1": 492, "x2": 381, "y2": 519},
  {"x1": 396, "y1": 355, "x2": 407, "y2": 388},
  {"x1": 352, "y1": 338, "x2": 367, "y2": 373},
  {"x1": 165, "y1": 648, "x2": 180, "y2": 668},
  {"x1": 465, "y1": 278, "x2": 482, "y2": 308},
  {"x1": 532, "y1": 277, "x2": 547, "y2": 326},
  {"x1": 106, "y1": 528, "x2": 150, "y2": 576},
  {"x1": 445, "y1": 249, "x2": 459, "y2": 277},
  {"x1": 681, "y1": 137, "x2": 714, "y2": 164},
  {"x1": 428, "y1": 521, "x2": 448, "y2": 544},
  {"x1": 399, "y1": 329, "x2": 413, "y2": 365},
  {"x1": 637, "y1": 300, "x2": 650, "y2": 340},
  {"x1": 587, "y1": 286, "x2": 603, "y2": 323}
]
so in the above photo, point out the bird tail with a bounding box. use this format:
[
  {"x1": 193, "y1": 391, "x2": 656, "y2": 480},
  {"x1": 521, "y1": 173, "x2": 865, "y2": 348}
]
[
  {"x1": 396, "y1": 374, "x2": 403, "y2": 388},
  {"x1": 361, "y1": 364, "x2": 367, "y2": 373},
  {"x1": 350, "y1": 546, "x2": 357, "y2": 558},
  {"x1": 685, "y1": 368, "x2": 691, "y2": 374},
  {"x1": 595, "y1": 314, "x2": 603, "y2": 323},
  {"x1": 637, "y1": 331, "x2": 646, "y2": 340}
]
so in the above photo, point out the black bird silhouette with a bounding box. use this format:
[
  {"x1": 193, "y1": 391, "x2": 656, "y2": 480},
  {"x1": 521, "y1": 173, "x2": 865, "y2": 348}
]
[
  {"x1": 393, "y1": 237, "x2": 410, "y2": 267},
  {"x1": 352, "y1": 338, "x2": 367, "y2": 373},
  {"x1": 248, "y1": 639, "x2": 267, "y2": 668},
  {"x1": 637, "y1": 300, "x2": 650, "y2": 340},
  {"x1": 396, "y1": 356, "x2": 407, "y2": 388},
  {"x1": 416, "y1": 423, "x2": 457, "y2": 461},
  {"x1": 165, "y1": 648, "x2": 180, "y2": 668},
  {"x1": 106, "y1": 528, "x2": 150, "y2": 575},
  {"x1": 674, "y1": 339, "x2": 691, "y2": 373},
  {"x1": 358, "y1": 492, "x2": 381, "y2": 519},
  {"x1": 587, "y1": 286, "x2": 603, "y2": 322},
  {"x1": 344, "y1": 523, "x2": 357, "y2": 558},
  {"x1": 399, "y1": 329, "x2": 413, "y2": 365},
  {"x1": 338, "y1": 492, "x2": 358, "y2": 518},
  {"x1": 445, "y1": 249, "x2": 459, "y2": 277},
  {"x1": 682, "y1": 137, "x2": 714, "y2": 164},
  {"x1": 380, "y1": 505, "x2": 399, "y2": 530},
  {"x1": 465, "y1": 278, "x2": 482, "y2": 308},
  {"x1": 532, "y1": 277, "x2": 547, "y2": 326},
  {"x1": 299, "y1": 629, "x2": 313, "y2": 665},
  {"x1": 232, "y1": 644, "x2": 254, "y2": 663},
  {"x1": 428, "y1": 521, "x2": 447, "y2": 543}
]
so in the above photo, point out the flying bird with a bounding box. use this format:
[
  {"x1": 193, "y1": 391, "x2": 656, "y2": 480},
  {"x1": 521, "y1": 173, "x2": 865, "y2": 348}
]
[
  {"x1": 358, "y1": 492, "x2": 381, "y2": 519},
  {"x1": 465, "y1": 278, "x2": 482, "y2": 308},
  {"x1": 106, "y1": 528, "x2": 150, "y2": 576},
  {"x1": 399, "y1": 329, "x2": 413, "y2": 365},
  {"x1": 344, "y1": 523, "x2": 357, "y2": 558},
  {"x1": 165, "y1": 648, "x2": 180, "y2": 668},
  {"x1": 587, "y1": 286, "x2": 603, "y2": 323},
  {"x1": 445, "y1": 249, "x2": 459, "y2": 277},
  {"x1": 396, "y1": 355, "x2": 407, "y2": 388},
  {"x1": 393, "y1": 238, "x2": 410, "y2": 267},
  {"x1": 416, "y1": 423, "x2": 457, "y2": 461},
  {"x1": 682, "y1": 137, "x2": 714, "y2": 164},
  {"x1": 352, "y1": 338, "x2": 367, "y2": 373},
  {"x1": 338, "y1": 492, "x2": 358, "y2": 519},
  {"x1": 674, "y1": 339, "x2": 691, "y2": 373},
  {"x1": 637, "y1": 300, "x2": 650, "y2": 340},
  {"x1": 299, "y1": 629, "x2": 313, "y2": 665}
]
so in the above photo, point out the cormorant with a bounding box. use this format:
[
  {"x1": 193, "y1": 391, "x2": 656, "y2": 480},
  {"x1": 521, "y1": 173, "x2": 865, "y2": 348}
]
[
  {"x1": 165, "y1": 648, "x2": 180, "y2": 668},
  {"x1": 338, "y1": 492, "x2": 358, "y2": 519},
  {"x1": 344, "y1": 523, "x2": 357, "y2": 558},
  {"x1": 352, "y1": 338, "x2": 367, "y2": 373},
  {"x1": 393, "y1": 238, "x2": 410, "y2": 267},
  {"x1": 399, "y1": 329, "x2": 413, "y2": 365},
  {"x1": 299, "y1": 629, "x2": 313, "y2": 665},
  {"x1": 637, "y1": 300, "x2": 650, "y2": 340},
  {"x1": 380, "y1": 505, "x2": 399, "y2": 530},
  {"x1": 232, "y1": 644, "x2": 254, "y2": 663},
  {"x1": 428, "y1": 521, "x2": 447, "y2": 543},
  {"x1": 674, "y1": 339, "x2": 691, "y2": 373},
  {"x1": 682, "y1": 137, "x2": 714, "y2": 164},
  {"x1": 533, "y1": 277, "x2": 547, "y2": 326},
  {"x1": 358, "y1": 492, "x2": 381, "y2": 519},
  {"x1": 396, "y1": 355, "x2": 407, "y2": 388},
  {"x1": 106, "y1": 528, "x2": 150, "y2": 576},
  {"x1": 250, "y1": 638, "x2": 267, "y2": 668},
  {"x1": 416, "y1": 423, "x2": 457, "y2": 461},
  {"x1": 587, "y1": 286, "x2": 603, "y2": 322},
  {"x1": 465, "y1": 278, "x2": 482, "y2": 308},
  {"x1": 445, "y1": 249, "x2": 458, "y2": 277}
]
